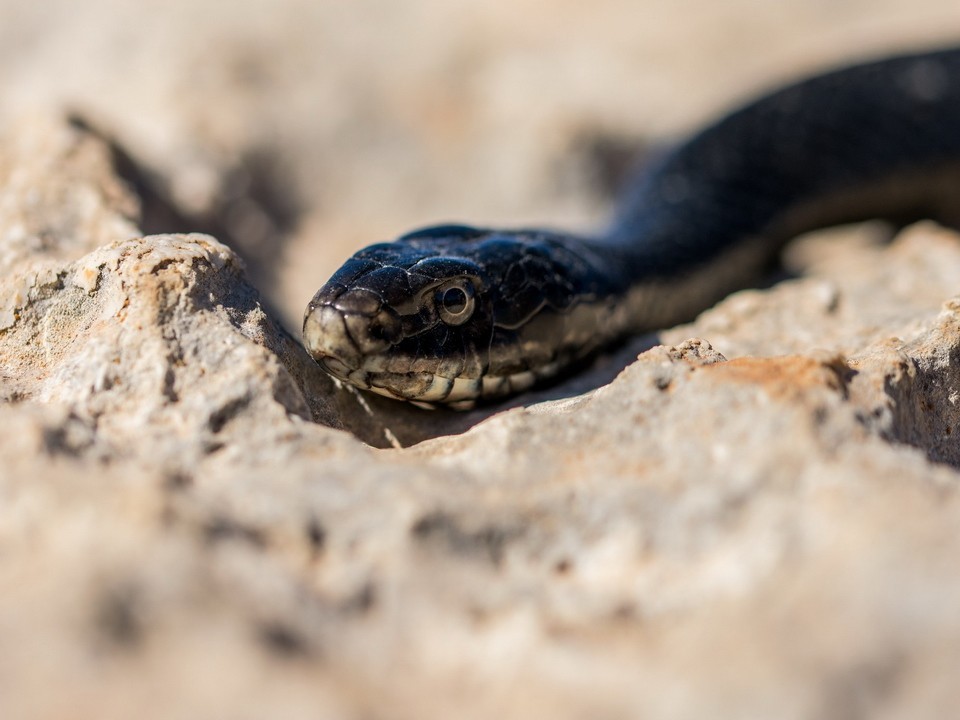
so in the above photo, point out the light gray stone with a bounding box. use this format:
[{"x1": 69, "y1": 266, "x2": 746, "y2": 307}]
[
  {"x1": 5, "y1": 114, "x2": 960, "y2": 720},
  {"x1": 2, "y1": 6, "x2": 960, "y2": 720}
]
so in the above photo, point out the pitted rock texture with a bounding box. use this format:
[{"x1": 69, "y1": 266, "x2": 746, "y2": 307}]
[
  {"x1": 3, "y1": 5, "x2": 960, "y2": 720},
  {"x1": 6, "y1": 116, "x2": 960, "y2": 720}
]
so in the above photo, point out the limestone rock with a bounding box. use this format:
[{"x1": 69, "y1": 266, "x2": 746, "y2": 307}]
[
  {"x1": 3, "y1": 9, "x2": 960, "y2": 720},
  {"x1": 4, "y1": 114, "x2": 960, "y2": 720}
]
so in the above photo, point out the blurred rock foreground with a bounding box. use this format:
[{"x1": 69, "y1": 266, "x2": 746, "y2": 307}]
[{"x1": 4, "y1": 2, "x2": 960, "y2": 719}]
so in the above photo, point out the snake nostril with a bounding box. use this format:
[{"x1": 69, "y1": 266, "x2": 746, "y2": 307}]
[
  {"x1": 367, "y1": 319, "x2": 389, "y2": 343},
  {"x1": 367, "y1": 323, "x2": 385, "y2": 342},
  {"x1": 347, "y1": 307, "x2": 401, "y2": 352}
]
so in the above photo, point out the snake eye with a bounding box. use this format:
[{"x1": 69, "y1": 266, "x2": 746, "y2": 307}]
[{"x1": 436, "y1": 280, "x2": 475, "y2": 326}]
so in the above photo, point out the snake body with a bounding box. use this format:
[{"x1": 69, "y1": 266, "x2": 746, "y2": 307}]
[{"x1": 304, "y1": 47, "x2": 960, "y2": 408}]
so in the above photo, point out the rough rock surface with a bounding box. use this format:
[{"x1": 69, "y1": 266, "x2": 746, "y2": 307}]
[{"x1": 3, "y1": 3, "x2": 960, "y2": 720}]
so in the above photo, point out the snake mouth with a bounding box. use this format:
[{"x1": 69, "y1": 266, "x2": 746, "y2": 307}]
[
  {"x1": 303, "y1": 303, "x2": 480, "y2": 405},
  {"x1": 302, "y1": 300, "x2": 450, "y2": 403}
]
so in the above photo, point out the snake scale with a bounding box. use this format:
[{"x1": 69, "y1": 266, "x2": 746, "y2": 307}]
[{"x1": 303, "y1": 47, "x2": 960, "y2": 409}]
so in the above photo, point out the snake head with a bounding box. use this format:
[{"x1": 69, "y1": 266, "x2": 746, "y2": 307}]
[
  {"x1": 303, "y1": 226, "x2": 499, "y2": 406},
  {"x1": 303, "y1": 224, "x2": 616, "y2": 407}
]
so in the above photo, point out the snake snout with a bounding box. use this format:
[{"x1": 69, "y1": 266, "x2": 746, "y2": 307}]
[
  {"x1": 303, "y1": 304, "x2": 360, "y2": 368},
  {"x1": 303, "y1": 284, "x2": 404, "y2": 378}
]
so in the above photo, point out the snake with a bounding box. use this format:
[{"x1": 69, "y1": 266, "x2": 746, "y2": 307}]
[{"x1": 303, "y1": 47, "x2": 960, "y2": 409}]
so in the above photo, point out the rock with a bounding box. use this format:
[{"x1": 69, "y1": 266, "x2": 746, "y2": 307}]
[
  {"x1": 3, "y1": 12, "x2": 960, "y2": 720},
  {"x1": 4, "y1": 113, "x2": 960, "y2": 720}
]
